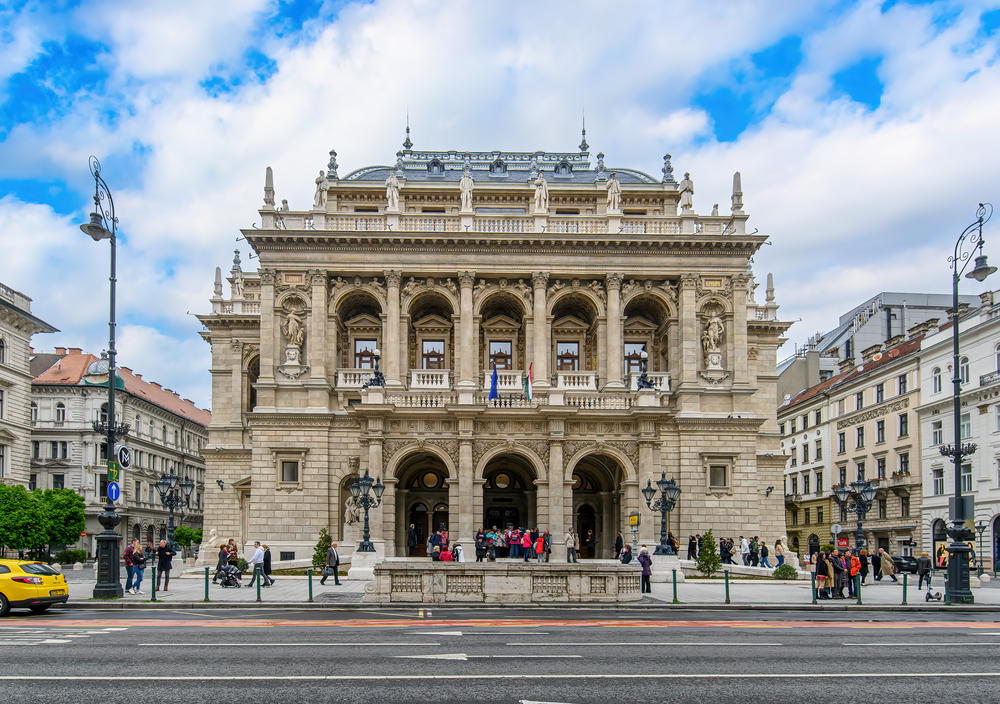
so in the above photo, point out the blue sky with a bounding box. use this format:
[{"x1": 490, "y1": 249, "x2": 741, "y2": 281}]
[{"x1": 2, "y1": 0, "x2": 1000, "y2": 408}]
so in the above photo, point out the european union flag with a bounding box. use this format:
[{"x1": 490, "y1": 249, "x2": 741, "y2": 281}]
[{"x1": 489, "y1": 366, "x2": 499, "y2": 400}]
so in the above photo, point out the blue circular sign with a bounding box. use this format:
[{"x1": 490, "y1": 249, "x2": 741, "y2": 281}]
[{"x1": 107, "y1": 481, "x2": 120, "y2": 502}]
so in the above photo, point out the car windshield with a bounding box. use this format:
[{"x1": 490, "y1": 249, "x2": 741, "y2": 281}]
[{"x1": 20, "y1": 563, "x2": 60, "y2": 576}]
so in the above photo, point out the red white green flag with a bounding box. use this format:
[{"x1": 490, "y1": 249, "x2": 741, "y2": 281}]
[{"x1": 523, "y1": 363, "x2": 532, "y2": 400}]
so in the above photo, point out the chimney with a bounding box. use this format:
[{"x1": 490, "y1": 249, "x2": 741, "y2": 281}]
[
  {"x1": 907, "y1": 318, "x2": 939, "y2": 337},
  {"x1": 838, "y1": 358, "x2": 855, "y2": 374},
  {"x1": 861, "y1": 344, "x2": 883, "y2": 363},
  {"x1": 120, "y1": 367, "x2": 132, "y2": 374},
  {"x1": 68, "y1": 348, "x2": 82, "y2": 355},
  {"x1": 55, "y1": 347, "x2": 66, "y2": 354},
  {"x1": 151, "y1": 382, "x2": 162, "y2": 389},
  {"x1": 981, "y1": 291, "x2": 994, "y2": 307},
  {"x1": 885, "y1": 334, "x2": 905, "y2": 349}
]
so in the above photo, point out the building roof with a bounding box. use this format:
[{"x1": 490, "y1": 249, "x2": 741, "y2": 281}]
[
  {"x1": 31, "y1": 348, "x2": 210, "y2": 427},
  {"x1": 0, "y1": 283, "x2": 58, "y2": 334},
  {"x1": 779, "y1": 335, "x2": 923, "y2": 414}
]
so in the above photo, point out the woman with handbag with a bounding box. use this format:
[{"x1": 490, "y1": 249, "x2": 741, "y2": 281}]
[
  {"x1": 815, "y1": 552, "x2": 829, "y2": 599},
  {"x1": 131, "y1": 542, "x2": 147, "y2": 595}
]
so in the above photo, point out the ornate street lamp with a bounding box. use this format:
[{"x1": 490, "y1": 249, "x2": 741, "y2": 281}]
[
  {"x1": 641, "y1": 473, "x2": 681, "y2": 555},
  {"x1": 834, "y1": 479, "x2": 877, "y2": 551},
  {"x1": 635, "y1": 349, "x2": 655, "y2": 390},
  {"x1": 940, "y1": 202, "x2": 995, "y2": 604},
  {"x1": 362, "y1": 348, "x2": 386, "y2": 389},
  {"x1": 154, "y1": 471, "x2": 195, "y2": 551},
  {"x1": 350, "y1": 469, "x2": 385, "y2": 552},
  {"x1": 81, "y1": 156, "x2": 130, "y2": 599}
]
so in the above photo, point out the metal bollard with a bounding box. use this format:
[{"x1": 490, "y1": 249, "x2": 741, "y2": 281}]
[
  {"x1": 307, "y1": 568, "x2": 314, "y2": 603},
  {"x1": 810, "y1": 572, "x2": 817, "y2": 604},
  {"x1": 672, "y1": 569, "x2": 679, "y2": 604},
  {"x1": 724, "y1": 570, "x2": 731, "y2": 604},
  {"x1": 204, "y1": 567, "x2": 210, "y2": 602},
  {"x1": 855, "y1": 575, "x2": 862, "y2": 605},
  {"x1": 945, "y1": 580, "x2": 950, "y2": 605},
  {"x1": 150, "y1": 566, "x2": 157, "y2": 602},
  {"x1": 256, "y1": 566, "x2": 262, "y2": 603},
  {"x1": 902, "y1": 573, "x2": 908, "y2": 605}
]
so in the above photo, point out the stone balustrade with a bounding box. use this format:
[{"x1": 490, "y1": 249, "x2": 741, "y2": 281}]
[
  {"x1": 363, "y1": 559, "x2": 643, "y2": 603},
  {"x1": 409, "y1": 369, "x2": 451, "y2": 390},
  {"x1": 556, "y1": 371, "x2": 598, "y2": 391},
  {"x1": 482, "y1": 369, "x2": 524, "y2": 392},
  {"x1": 337, "y1": 369, "x2": 374, "y2": 389},
  {"x1": 628, "y1": 371, "x2": 670, "y2": 391},
  {"x1": 565, "y1": 393, "x2": 633, "y2": 410}
]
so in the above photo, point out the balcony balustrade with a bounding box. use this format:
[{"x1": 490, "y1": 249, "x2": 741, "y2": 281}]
[
  {"x1": 555, "y1": 371, "x2": 598, "y2": 391},
  {"x1": 628, "y1": 371, "x2": 670, "y2": 392},
  {"x1": 482, "y1": 369, "x2": 524, "y2": 393},
  {"x1": 980, "y1": 370, "x2": 1000, "y2": 387},
  {"x1": 409, "y1": 370, "x2": 452, "y2": 390},
  {"x1": 337, "y1": 369, "x2": 374, "y2": 389}
]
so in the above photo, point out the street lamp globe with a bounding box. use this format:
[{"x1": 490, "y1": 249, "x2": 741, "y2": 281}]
[
  {"x1": 655, "y1": 472, "x2": 670, "y2": 495},
  {"x1": 664, "y1": 479, "x2": 682, "y2": 503},
  {"x1": 80, "y1": 211, "x2": 112, "y2": 241},
  {"x1": 859, "y1": 483, "x2": 878, "y2": 504},
  {"x1": 155, "y1": 475, "x2": 170, "y2": 498},
  {"x1": 373, "y1": 476, "x2": 385, "y2": 499},
  {"x1": 641, "y1": 479, "x2": 657, "y2": 505},
  {"x1": 180, "y1": 476, "x2": 195, "y2": 498},
  {"x1": 967, "y1": 255, "x2": 997, "y2": 282},
  {"x1": 348, "y1": 479, "x2": 361, "y2": 499},
  {"x1": 833, "y1": 485, "x2": 852, "y2": 504}
]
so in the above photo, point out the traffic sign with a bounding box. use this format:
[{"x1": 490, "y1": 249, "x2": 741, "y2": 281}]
[
  {"x1": 107, "y1": 481, "x2": 120, "y2": 502},
  {"x1": 628, "y1": 511, "x2": 641, "y2": 529},
  {"x1": 115, "y1": 445, "x2": 131, "y2": 469},
  {"x1": 831, "y1": 524, "x2": 842, "y2": 535},
  {"x1": 107, "y1": 460, "x2": 120, "y2": 484}
]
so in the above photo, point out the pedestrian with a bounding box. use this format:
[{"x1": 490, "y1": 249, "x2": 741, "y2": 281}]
[
  {"x1": 815, "y1": 551, "x2": 829, "y2": 599},
  {"x1": 750, "y1": 536, "x2": 759, "y2": 567},
  {"x1": 760, "y1": 540, "x2": 772, "y2": 568},
  {"x1": 155, "y1": 539, "x2": 174, "y2": 593},
  {"x1": 454, "y1": 543, "x2": 466, "y2": 562},
  {"x1": 124, "y1": 539, "x2": 137, "y2": 594},
  {"x1": 615, "y1": 531, "x2": 624, "y2": 559},
  {"x1": 566, "y1": 527, "x2": 579, "y2": 563},
  {"x1": 475, "y1": 528, "x2": 486, "y2": 562},
  {"x1": 213, "y1": 542, "x2": 228, "y2": 584},
  {"x1": 719, "y1": 537, "x2": 730, "y2": 564},
  {"x1": 407, "y1": 523, "x2": 418, "y2": 557},
  {"x1": 878, "y1": 548, "x2": 898, "y2": 583},
  {"x1": 431, "y1": 545, "x2": 441, "y2": 561},
  {"x1": 687, "y1": 535, "x2": 697, "y2": 560},
  {"x1": 521, "y1": 530, "x2": 533, "y2": 562},
  {"x1": 585, "y1": 530, "x2": 596, "y2": 559},
  {"x1": 510, "y1": 528, "x2": 521, "y2": 559},
  {"x1": 544, "y1": 530, "x2": 552, "y2": 563},
  {"x1": 830, "y1": 550, "x2": 845, "y2": 598},
  {"x1": 638, "y1": 545, "x2": 652, "y2": 594},
  {"x1": 739, "y1": 536, "x2": 750, "y2": 565},
  {"x1": 535, "y1": 532, "x2": 545, "y2": 562},
  {"x1": 774, "y1": 539, "x2": 786, "y2": 567},
  {"x1": 847, "y1": 550, "x2": 860, "y2": 597},
  {"x1": 246, "y1": 541, "x2": 273, "y2": 587},
  {"x1": 696, "y1": 533, "x2": 702, "y2": 557},
  {"x1": 620, "y1": 544, "x2": 633, "y2": 564},
  {"x1": 968, "y1": 542, "x2": 977, "y2": 571},
  {"x1": 916, "y1": 551, "x2": 933, "y2": 590},
  {"x1": 262, "y1": 544, "x2": 273, "y2": 586},
  {"x1": 858, "y1": 549, "x2": 870, "y2": 585},
  {"x1": 440, "y1": 544, "x2": 453, "y2": 562},
  {"x1": 320, "y1": 541, "x2": 341, "y2": 585},
  {"x1": 226, "y1": 539, "x2": 239, "y2": 569},
  {"x1": 131, "y1": 541, "x2": 146, "y2": 595},
  {"x1": 668, "y1": 532, "x2": 679, "y2": 555}
]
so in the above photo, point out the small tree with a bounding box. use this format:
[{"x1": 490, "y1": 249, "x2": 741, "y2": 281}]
[
  {"x1": 37, "y1": 489, "x2": 86, "y2": 551},
  {"x1": 313, "y1": 527, "x2": 332, "y2": 569},
  {"x1": 0, "y1": 485, "x2": 48, "y2": 555},
  {"x1": 174, "y1": 526, "x2": 195, "y2": 558},
  {"x1": 696, "y1": 528, "x2": 722, "y2": 578}
]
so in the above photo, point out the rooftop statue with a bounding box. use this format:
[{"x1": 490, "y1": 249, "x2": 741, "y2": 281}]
[
  {"x1": 314, "y1": 170, "x2": 327, "y2": 208},
  {"x1": 606, "y1": 172, "x2": 621, "y2": 211},
  {"x1": 533, "y1": 173, "x2": 549, "y2": 214},
  {"x1": 385, "y1": 172, "x2": 400, "y2": 211},
  {"x1": 680, "y1": 172, "x2": 694, "y2": 213},
  {"x1": 459, "y1": 170, "x2": 474, "y2": 211}
]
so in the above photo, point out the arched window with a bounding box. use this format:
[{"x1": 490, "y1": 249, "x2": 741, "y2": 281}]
[
  {"x1": 427, "y1": 159, "x2": 444, "y2": 174},
  {"x1": 554, "y1": 159, "x2": 572, "y2": 176},
  {"x1": 30, "y1": 402, "x2": 37, "y2": 423},
  {"x1": 99, "y1": 403, "x2": 108, "y2": 424},
  {"x1": 489, "y1": 158, "x2": 507, "y2": 175},
  {"x1": 932, "y1": 367, "x2": 942, "y2": 394},
  {"x1": 996, "y1": 343, "x2": 1000, "y2": 372},
  {"x1": 0, "y1": 338, "x2": 5, "y2": 364},
  {"x1": 55, "y1": 402, "x2": 66, "y2": 422},
  {"x1": 149, "y1": 420, "x2": 154, "y2": 438},
  {"x1": 960, "y1": 356, "x2": 970, "y2": 385}
]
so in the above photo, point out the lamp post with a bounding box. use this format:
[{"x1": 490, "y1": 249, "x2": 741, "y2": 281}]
[
  {"x1": 635, "y1": 349, "x2": 655, "y2": 390},
  {"x1": 976, "y1": 522, "x2": 986, "y2": 578},
  {"x1": 349, "y1": 469, "x2": 385, "y2": 552},
  {"x1": 362, "y1": 348, "x2": 386, "y2": 389},
  {"x1": 154, "y1": 471, "x2": 195, "y2": 552},
  {"x1": 641, "y1": 473, "x2": 681, "y2": 555},
  {"x1": 834, "y1": 479, "x2": 877, "y2": 551},
  {"x1": 940, "y1": 202, "x2": 995, "y2": 605},
  {"x1": 81, "y1": 156, "x2": 131, "y2": 599}
]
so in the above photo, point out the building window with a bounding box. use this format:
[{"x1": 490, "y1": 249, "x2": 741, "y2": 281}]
[
  {"x1": 709, "y1": 465, "x2": 727, "y2": 488},
  {"x1": 901, "y1": 496, "x2": 910, "y2": 517},
  {"x1": 99, "y1": 403, "x2": 108, "y2": 424},
  {"x1": 960, "y1": 412, "x2": 971, "y2": 441},
  {"x1": 0, "y1": 444, "x2": 4, "y2": 478},
  {"x1": 899, "y1": 452, "x2": 909, "y2": 474},
  {"x1": 30, "y1": 402, "x2": 37, "y2": 422},
  {"x1": 960, "y1": 356, "x2": 970, "y2": 385},
  {"x1": 32, "y1": 441, "x2": 40, "y2": 459},
  {"x1": 933, "y1": 468, "x2": 944, "y2": 495},
  {"x1": 790, "y1": 477, "x2": 798, "y2": 494},
  {"x1": 802, "y1": 414, "x2": 809, "y2": 430},
  {"x1": 996, "y1": 405, "x2": 1000, "y2": 432},
  {"x1": 803, "y1": 474, "x2": 810, "y2": 494},
  {"x1": 52, "y1": 474, "x2": 64, "y2": 490},
  {"x1": 135, "y1": 416, "x2": 141, "y2": 434},
  {"x1": 898, "y1": 373, "x2": 907, "y2": 395},
  {"x1": 60, "y1": 442, "x2": 68, "y2": 460},
  {"x1": 856, "y1": 426, "x2": 865, "y2": 448},
  {"x1": 817, "y1": 507, "x2": 824, "y2": 524},
  {"x1": 421, "y1": 340, "x2": 445, "y2": 370},
  {"x1": 29, "y1": 473, "x2": 36, "y2": 491},
  {"x1": 840, "y1": 502, "x2": 848, "y2": 521},
  {"x1": 804, "y1": 508, "x2": 811, "y2": 524},
  {"x1": 556, "y1": 342, "x2": 580, "y2": 371},
  {"x1": 876, "y1": 420, "x2": 885, "y2": 444},
  {"x1": 0, "y1": 338, "x2": 4, "y2": 363},
  {"x1": 932, "y1": 367, "x2": 942, "y2": 394},
  {"x1": 135, "y1": 481, "x2": 141, "y2": 501},
  {"x1": 815, "y1": 440, "x2": 823, "y2": 461},
  {"x1": 779, "y1": 423, "x2": 785, "y2": 435},
  {"x1": 839, "y1": 467, "x2": 847, "y2": 485},
  {"x1": 961, "y1": 463, "x2": 972, "y2": 492},
  {"x1": 281, "y1": 461, "x2": 299, "y2": 483},
  {"x1": 856, "y1": 462, "x2": 866, "y2": 481},
  {"x1": 489, "y1": 341, "x2": 512, "y2": 370},
  {"x1": 802, "y1": 444, "x2": 809, "y2": 465},
  {"x1": 899, "y1": 413, "x2": 909, "y2": 437},
  {"x1": 878, "y1": 499, "x2": 887, "y2": 519},
  {"x1": 354, "y1": 339, "x2": 377, "y2": 369},
  {"x1": 790, "y1": 420, "x2": 797, "y2": 434},
  {"x1": 815, "y1": 409, "x2": 822, "y2": 425},
  {"x1": 55, "y1": 402, "x2": 66, "y2": 422},
  {"x1": 932, "y1": 420, "x2": 943, "y2": 445},
  {"x1": 0, "y1": 390, "x2": 3, "y2": 418},
  {"x1": 877, "y1": 457, "x2": 886, "y2": 478},
  {"x1": 624, "y1": 343, "x2": 646, "y2": 374},
  {"x1": 791, "y1": 510, "x2": 798, "y2": 526},
  {"x1": 99, "y1": 443, "x2": 108, "y2": 461},
  {"x1": 50, "y1": 441, "x2": 58, "y2": 459},
  {"x1": 149, "y1": 484, "x2": 155, "y2": 503},
  {"x1": 838, "y1": 432, "x2": 846, "y2": 453},
  {"x1": 790, "y1": 454, "x2": 797, "y2": 467},
  {"x1": 876, "y1": 383, "x2": 884, "y2": 403},
  {"x1": 856, "y1": 391, "x2": 864, "y2": 410},
  {"x1": 816, "y1": 471, "x2": 823, "y2": 493}
]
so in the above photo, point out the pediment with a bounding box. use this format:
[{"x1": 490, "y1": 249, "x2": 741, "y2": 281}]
[
  {"x1": 232, "y1": 476, "x2": 252, "y2": 490},
  {"x1": 413, "y1": 313, "x2": 453, "y2": 331},
  {"x1": 0, "y1": 428, "x2": 16, "y2": 443},
  {"x1": 482, "y1": 314, "x2": 521, "y2": 332},
  {"x1": 345, "y1": 313, "x2": 382, "y2": 329},
  {"x1": 552, "y1": 315, "x2": 589, "y2": 332},
  {"x1": 624, "y1": 316, "x2": 658, "y2": 333}
]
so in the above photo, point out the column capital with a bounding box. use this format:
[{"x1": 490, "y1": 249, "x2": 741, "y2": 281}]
[
  {"x1": 308, "y1": 270, "x2": 327, "y2": 287},
  {"x1": 259, "y1": 268, "x2": 276, "y2": 286},
  {"x1": 383, "y1": 270, "x2": 402, "y2": 288},
  {"x1": 532, "y1": 272, "x2": 550, "y2": 289},
  {"x1": 679, "y1": 272, "x2": 698, "y2": 289},
  {"x1": 458, "y1": 271, "x2": 477, "y2": 289},
  {"x1": 606, "y1": 273, "x2": 623, "y2": 291}
]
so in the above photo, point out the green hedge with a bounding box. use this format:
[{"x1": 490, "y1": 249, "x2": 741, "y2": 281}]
[
  {"x1": 773, "y1": 564, "x2": 798, "y2": 580},
  {"x1": 56, "y1": 549, "x2": 87, "y2": 564}
]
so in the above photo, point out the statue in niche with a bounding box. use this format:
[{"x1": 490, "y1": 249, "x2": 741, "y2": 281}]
[
  {"x1": 533, "y1": 173, "x2": 549, "y2": 214},
  {"x1": 282, "y1": 311, "x2": 305, "y2": 350},
  {"x1": 344, "y1": 496, "x2": 362, "y2": 525},
  {"x1": 702, "y1": 310, "x2": 725, "y2": 361},
  {"x1": 606, "y1": 172, "x2": 622, "y2": 211},
  {"x1": 314, "y1": 170, "x2": 327, "y2": 208},
  {"x1": 459, "y1": 169, "x2": 474, "y2": 211},
  {"x1": 385, "y1": 172, "x2": 400, "y2": 210}
]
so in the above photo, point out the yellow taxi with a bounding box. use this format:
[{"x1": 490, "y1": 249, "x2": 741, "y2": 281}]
[{"x1": 0, "y1": 559, "x2": 69, "y2": 616}]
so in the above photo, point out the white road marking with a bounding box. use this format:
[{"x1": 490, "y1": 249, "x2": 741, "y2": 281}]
[
  {"x1": 396, "y1": 653, "x2": 469, "y2": 660},
  {"x1": 415, "y1": 631, "x2": 464, "y2": 636},
  {"x1": 39, "y1": 640, "x2": 72, "y2": 644},
  {"x1": 3, "y1": 673, "x2": 1000, "y2": 681},
  {"x1": 505, "y1": 642, "x2": 783, "y2": 647},
  {"x1": 139, "y1": 642, "x2": 442, "y2": 647},
  {"x1": 843, "y1": 642, "x2": 1000, "y2": 647}
]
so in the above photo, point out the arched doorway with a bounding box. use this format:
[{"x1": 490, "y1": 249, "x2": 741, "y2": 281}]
[
  {"x1": 395, "y1": 453, "x2": 451, "y2": 556},
  {"x1": 482, "y1": 454, "x2": 537, "y2": 543},
  {"x1": 932, "y1": 519, "x2": 949, "y2": 562},
  {"x1": 132, "y1": 524, "x2": 141, "y2": 541},
  {"x1": 570, "y1": 453, "x2": 626, "y2": 559},
  {"x1": 808, "y1": 534, "x2": 820, "y2": 561}
]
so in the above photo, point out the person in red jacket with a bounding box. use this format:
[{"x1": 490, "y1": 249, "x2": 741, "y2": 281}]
[
  {"x1": 439, "y1": 544, "x2": 453, "y2": 562},
  {"x1": 847, "y1": 550, "x2": 861, "y2": 597}
]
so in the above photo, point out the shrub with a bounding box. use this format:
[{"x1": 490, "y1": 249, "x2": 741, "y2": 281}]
[
  {"x1": 821, "y1": 544, "x2": 834, "y2": 553},
  {"x1": 56, "y1": 549, "x2": 87, "y2": 565},
  {"x1": 237, "y1": 558, "x2": 249, "y2": 573},
  {"x1": 313, "y1": 527, "x2": 332, "y2": 569},
  {"x1": 773, "y1": 564, "x2": 798, "y2": 580},
  {"x1": 696, "y1": 529, "x2": 722, "y2": 578}
]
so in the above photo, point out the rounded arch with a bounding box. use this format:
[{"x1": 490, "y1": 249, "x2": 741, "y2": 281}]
[
  {"x1": 622, "y1": 289, "x2": 676, "y2": 322},
  {"x1": 547, "y1": 286, "x2": 605, "y2": 318},
  {"x1": 387, "y1": 444, "x2": 457, "y2": 480},
  {"x1": 564, "y1": 444, "x2": 636, "y2": 484},
  {"x1": 402, "y1": 286, "x2": 457, "y2": 317},
  {"x1": 475, "y1": 444, "x2": 546, "y2": 482},
  {"x1": 698, "y1": 295, "x2": 733, "y2": 315},
  {"x1": 474, "y1": 288, "x2": 528, "y2": 318},
  {"x1": 330, "y1": 285, "x2": 386, "y2": 317},
  {"x1": 274, "y1": 289, "x2": 310, "y2": 312}
]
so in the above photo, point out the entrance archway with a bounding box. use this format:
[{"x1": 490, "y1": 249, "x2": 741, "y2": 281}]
[
  {"x1": 394, "y1": 453, "x2": 451, "y2": 556},
  {"x1": 481, "y1": 454, "x2": 537, "y2": 547},
  {"x1": 570, "y1": 453, "x2": 627, "y2": 559},
  {"x1": 808, "y1": 534, "x2": 820, "y2": 560}
]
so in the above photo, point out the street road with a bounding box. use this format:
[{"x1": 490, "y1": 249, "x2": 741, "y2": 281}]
[{"x1": 2, "y1": 608, "x2": 1000, "y2": 703}]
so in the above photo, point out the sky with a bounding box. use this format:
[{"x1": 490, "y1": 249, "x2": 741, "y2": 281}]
[{"x1": 2, "y1": 0, "x2": 1000, "y2": 410}]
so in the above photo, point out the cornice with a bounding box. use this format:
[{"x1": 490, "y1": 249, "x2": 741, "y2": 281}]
[{"x1": 672, "y1": 416, "x2": 766, "y2": 432}]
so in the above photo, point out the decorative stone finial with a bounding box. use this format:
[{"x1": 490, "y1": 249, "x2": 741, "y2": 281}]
[
  {"x1": 731, "y1": 171, "x2": 743, "y2": 213},
  {"x1": 579, "y1": 115, "x2": 589, "y2": 152},
  {"x1": 596, "y1": 152, "x2": 606, "y2": 180},
  {"x1": 403, "y1": 115, "x2": 412, "y2": 150},
  {"x1": 263, "y1": 166, "x2": 275, "y2": 208},
  {"x1": 662, "y1": 154, "x2": 674, "y2": 182},
  {"x1": 395, "y1": 151, "x2": 404, "y2": 174},
  {"x1": 214, "y1": 267, "x2": 223, "y2": 297},
  {"x1": 232, "y1": 249, "x2": 242, "y2": 273},
  {"x1": 327, "y1": 149, "x2": 338, "y2": 179},
  {"x1": 766, "y1": 273, "x2": 775, "y2": 303}
]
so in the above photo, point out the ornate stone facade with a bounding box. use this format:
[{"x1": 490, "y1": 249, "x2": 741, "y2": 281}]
[{"x1": 198, "y1": 142, "x2": 792, "y2": 563}]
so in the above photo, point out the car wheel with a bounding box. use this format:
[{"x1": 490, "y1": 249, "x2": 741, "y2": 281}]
[
  {"x1": 0, "y1": 593, "x2": 10, "y2": 617},
  {"x1": 29, "y1": 605, "x2": 50, "y2": 613}
]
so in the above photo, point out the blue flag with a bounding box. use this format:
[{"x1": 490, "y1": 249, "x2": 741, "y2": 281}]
[{"x1": 489, "y1": 366, "x2": 499, "y2": 400}]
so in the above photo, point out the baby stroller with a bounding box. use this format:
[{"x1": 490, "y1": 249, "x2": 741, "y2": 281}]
[{"x1": 217, "y1": 564, "x2": 243, "y2": 588}]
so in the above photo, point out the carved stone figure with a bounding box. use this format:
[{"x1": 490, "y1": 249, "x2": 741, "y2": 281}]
[
  {"x1": 588, "y1": 280, "x2": 607, "y2": 302},
  {"x1": 474, "y1": 279, "x2": 489, "y2": 296},
  {"x1": 702, "y1": 311, "x2": 725, "y2": 358},
  {"x1": 606, "y1": 172, "x2": 622, "y2": 211},
  {"x1": 515, "y1": 279, "x2": 532, "y2": 301},
  {"x1": 344, "y1": 496, "x2": 362, "y2": 525},
  {"x1": 711, "y1": 203, "x2": 719, "y2": 216},
  {"x1": 459, "y1": 170, "x2": 474, "y2": 211},
  {"x1": 203, "y1": 528, "x2": 222, "y2": 548},
  {"x1": 280, "y1": 199, "x2": 289, "y2": 212},
  {"x1": 547, "y1": 279, "x2": 565, "y2": 297},
  {"x1": 533, "y1": 174, "x2": 549, "y2": 214},
  {"x1": 680, "y1": 172, "x2": 694, "y2": 213},
  {"x1": 385, "y1": 172, "x2": 400, "y2": 210},
  {"x1": 314, "y1": 170, "x2": 327, "y2": 208},
  {"x1": 401, "y1": 277, "x2": 419, "y2": 297},
  {"x1": 282, "y1": 311, "x2": 305, "y2": 349},
  {"x1": 443, "y1": 278, "x2": 458, "y2": 294}
]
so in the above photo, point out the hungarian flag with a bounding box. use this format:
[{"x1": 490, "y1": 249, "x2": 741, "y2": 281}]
[{"x1": 523, "y1": 363, "x2": 532, "y2": 400}]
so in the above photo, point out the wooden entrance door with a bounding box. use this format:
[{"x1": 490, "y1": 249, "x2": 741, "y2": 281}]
[{"x1": 409, "y1": 504, "x2": 429, "y2": 557}]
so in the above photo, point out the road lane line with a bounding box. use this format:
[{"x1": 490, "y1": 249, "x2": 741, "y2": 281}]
[
  {"x1": 139, "y1": 642, "x2": 442, "y2": 647},
  {"x1": 843, "y1": 642, "x2": 1000, "y2": 646},
  {"x1": 505, "y1": 642, "x2": 783, "y2": 647},
  {"x1": 3, "y1": 672, "x2": 1000, "y2": 681}
]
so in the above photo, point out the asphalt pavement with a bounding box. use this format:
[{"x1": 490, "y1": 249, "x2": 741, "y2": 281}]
[{"x1": 3, "y1": 608, "x2": 1000, "y2": 703}]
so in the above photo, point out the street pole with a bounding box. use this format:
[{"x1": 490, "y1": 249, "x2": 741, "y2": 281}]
[{"x1": 642, "y1": 474, "x2": 681, "y2": 556}]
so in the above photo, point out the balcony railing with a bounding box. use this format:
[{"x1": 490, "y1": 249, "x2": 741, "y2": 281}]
[
  {"x1": 555, "y1": 371, "x2": 598, "y2": 391},
  {"x1": 477, "y1": 394, "x2": 541, "y2": 409},
  {"x1": 565, "y1": 394, "x2": 633, "y2": 410},
  {"x1": 387, "y1": 393, "x2": 457, "y2": 408},
  {"x1": 337, "y1": 369, "x2": 374, "y2": 389},
  {"x1": 409, "y1": 370, "x2": 452, "y2": 390},
  {"x1": 399, "y1": 216, "x2": 461, "y2": 232},
  {"x1": 981, "y1": 370, "x2": 1000, "y2": 387},
  {"x1": 482, "y1": 370, "x2": 524, "y2": 393},
  {"x1": 473, "y1": 217, "x2": 531, "y2": 233},
  {"x1": 547, "y1": 217, "x2": 607, "y2": 234},
  {"x1": 324, "y1": 215, "x2": 388, "y2": 231},
  {"x1": 628, "y1": 371, "x2": 670, "y2": 392}
]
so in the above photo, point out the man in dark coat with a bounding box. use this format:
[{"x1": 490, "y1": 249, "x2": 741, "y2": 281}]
[
  {"x1": 321, "y1": 541, "x2": 340, "y2": 585},
  {"x1": 407, "y1": 523, "x2": 418, "y2": 557},
  {"x1": 155, "y1": 540, "x2": 175, "y2": 592}
]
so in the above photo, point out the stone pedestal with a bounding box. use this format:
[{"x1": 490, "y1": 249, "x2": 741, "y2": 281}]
[
  {"x1": 347, "y1": 539, "x2": 385, "y2": 580},
  {"x1": 461, "y1": 213, "x2": 473, "y2": 231},
  {"x1": 650, "y1": 553, "x2": 685, "y2": 583}
]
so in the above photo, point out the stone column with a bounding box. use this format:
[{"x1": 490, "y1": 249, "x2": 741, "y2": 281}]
[
  {"x1": 678, "y1": 273, "x2": 699, "y2": 409},
  {"x1": 532, "y1": 272, "x2": 550, "y2": 388},
  {"x1": 307, "y1": 271, "x2": 327, "y2": 378},
  {"x1": 259, "y1": 269, "x2": 276, "y2": 380},
  {"x1": 395, "y1": 488, "x2": 408, "y2": 556},
  {"x1": 231, "y1": 341, "x2": 244, "y2": 421},
  {"x1": 459, "y1": 438, "x2": 474, "y2": 545},
  {"x1": 525, "y1": 490, "x2": 537, "y2": 531},
  {"x1": 604, "y1": 273, "x2": 624, "y2": 389},
  {"x1": 548, "y1": 439, "x2": 565, "y2": 551},
  {"x1": 383, "y1": 271, "x2": 402, "y2": 388},
  {"x1": 732, "y1": 273, "x2": 750, "y2": 392},
  {"x1": 457, "y1": 272, "x2": 477, "y2": 399},
  {"x1": 600, "y1": 491, "x2": 614, "y2": 559},
  {"x1": 366, "y1": 437, "x2": 385, "y2": 545},
  {"x1": 446, "y1": 479, "x2": 460, "y2": 545}
]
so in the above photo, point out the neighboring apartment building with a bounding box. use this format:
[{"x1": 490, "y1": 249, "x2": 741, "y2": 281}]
[
  {"x1": 0, "y1": 282, "x2": 57, "y2": 486},
  {"x1": 917, "y1": 291, "x2": 1000, "y2": 569},
  {"x1": 781, "y1": 334, "x2": 924, "y2": 559},
  {"x1": 197, "y1": 137, "x2": 792, "y2": 563},
  {"x1": 30, "y1": 348, "x2": 210, "y2": 556}
]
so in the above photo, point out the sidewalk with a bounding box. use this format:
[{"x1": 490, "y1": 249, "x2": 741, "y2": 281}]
[{"x1": 69, "y1": 573, "x2": 366, "y2": 604}]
